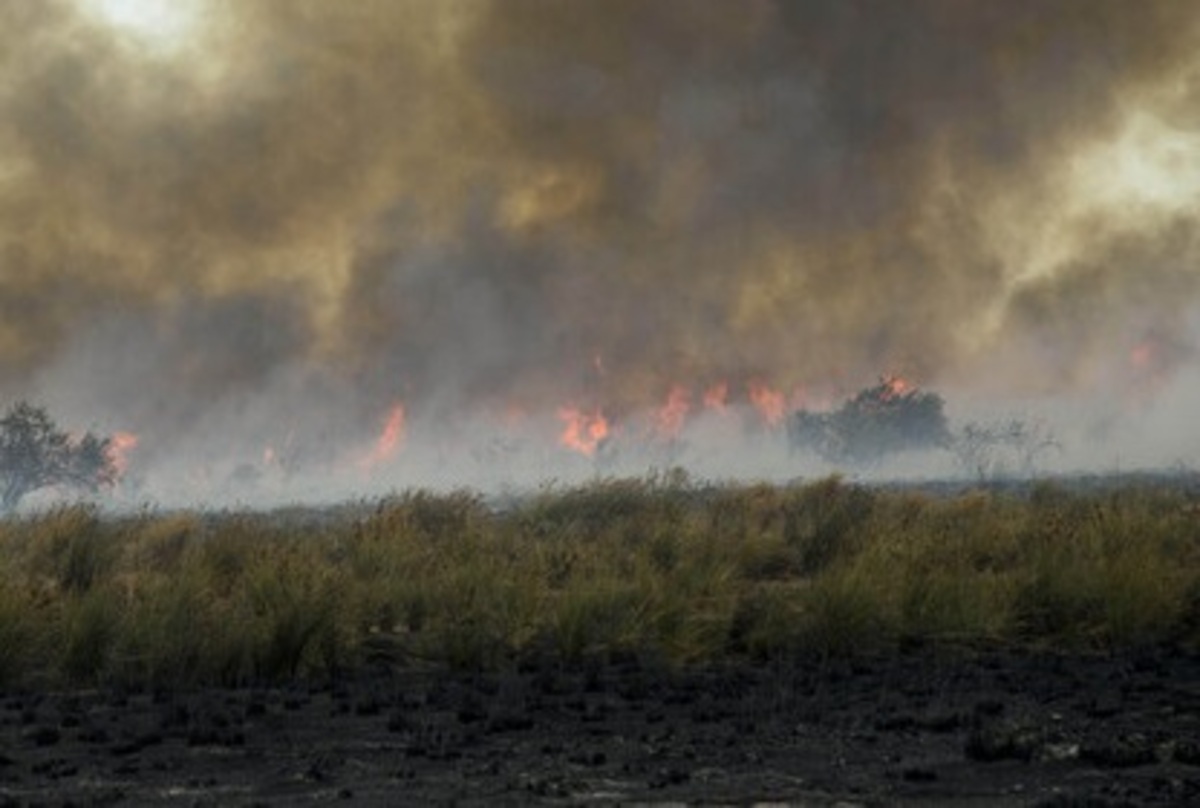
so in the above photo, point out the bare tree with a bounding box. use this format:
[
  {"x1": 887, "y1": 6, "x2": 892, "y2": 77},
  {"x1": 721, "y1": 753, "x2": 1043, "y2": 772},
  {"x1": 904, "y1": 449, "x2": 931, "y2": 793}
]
[
  {"x1": 951, "y1": 419, "x2": 1060, "y2": 481},
  {"x1": 0, "y1": 402, "x2": 118, "y2": 512}
]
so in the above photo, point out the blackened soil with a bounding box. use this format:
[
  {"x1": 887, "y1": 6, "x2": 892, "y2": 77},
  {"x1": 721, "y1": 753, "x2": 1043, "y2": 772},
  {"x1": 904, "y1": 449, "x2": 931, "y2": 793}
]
[{"x1": 1, "y1": 646, "x2": 1197, "y2": 806}]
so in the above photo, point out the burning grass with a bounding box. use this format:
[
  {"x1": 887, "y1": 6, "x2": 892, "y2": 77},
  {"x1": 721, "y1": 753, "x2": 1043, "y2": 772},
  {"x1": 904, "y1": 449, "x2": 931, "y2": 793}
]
[{"x1": 0, "y1": 476, "x2": 1197, "y2": 688}]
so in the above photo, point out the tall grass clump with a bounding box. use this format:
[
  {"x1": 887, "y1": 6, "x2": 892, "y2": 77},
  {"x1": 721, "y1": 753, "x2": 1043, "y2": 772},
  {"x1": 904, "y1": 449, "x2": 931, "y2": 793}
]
[
  {"x1": 0, "y1": 474, "x2": 1194, "y2": 687},
  {"x1": 1009, "y1": 483, "x2": 1198, "y2": 647},
  {"x1": 0, "y1": 582, "x2": 32, "y2": 686}
]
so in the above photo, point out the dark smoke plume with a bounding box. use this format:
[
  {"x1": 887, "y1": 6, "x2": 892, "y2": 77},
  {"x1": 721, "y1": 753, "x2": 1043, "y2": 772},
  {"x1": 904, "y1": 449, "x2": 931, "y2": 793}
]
[{"x1": 2, "y1": 0, "x2": 1199, "y2": 499}]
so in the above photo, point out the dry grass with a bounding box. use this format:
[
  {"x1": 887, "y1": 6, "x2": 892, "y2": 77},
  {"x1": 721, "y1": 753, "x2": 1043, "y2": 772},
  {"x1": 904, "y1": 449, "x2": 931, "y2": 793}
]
[{"x1": 0, "y1": 475, "x2": 1196, "y2": 687}]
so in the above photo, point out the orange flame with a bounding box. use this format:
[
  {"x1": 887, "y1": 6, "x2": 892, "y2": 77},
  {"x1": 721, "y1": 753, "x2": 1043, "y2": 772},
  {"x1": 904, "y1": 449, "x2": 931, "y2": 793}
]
[
  {"x1": 557, "y1": 406, "x2": 609, "y2": 456},
  {"x1": 361, "y1": 403, "x2": 406, "y2": 469},
  {"x1": 703, "y1": 381, "x2": 729, "y2": 413},
  {"x1": 747, "y1": 381, "x2": 786, "y2": 426},
  {"x1": 1126, "y1": 336, "x2": 1174, "y2": 401},
  {"x1": 1130, "y1": 341, "x2": 1155, "y2": 369},
  {"x1": 107, "y1": 431, "x2": 139, "y2": 477},
  {"x1": 881, "y1": 375, "x2": 913, "y2": 399},
  {"x1": 653, "y1": 385, "x2": 691, "y2": 439}
]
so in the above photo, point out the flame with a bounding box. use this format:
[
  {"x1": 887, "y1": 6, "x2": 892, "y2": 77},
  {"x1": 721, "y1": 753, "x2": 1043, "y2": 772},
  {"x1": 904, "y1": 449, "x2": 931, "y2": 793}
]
[
  {"x1": 557, "y1": 406, "x2": 609, "y2": 456},
  {"x1": 703, "y1": 381, "x2": 729, "y2": 413},
  {"x1": 1126, "y1": 335, "x2": 1177, "y2": 401},
  {"x1": 653, "y1": 384, "x2": 691, "y2": 440},
  {"x1": 360, "y1": 402, "x2": 406, "y2": 469},
  {"x1": 107, "y1": 431, "x2": 140, "y2": 477},
  {"x1": 747, "y1": 381, "x2": 786, "y2": 426},
  {"x1": 881, "y1": 375, "x2": 914, "y2": 400},
  {"x1": 1129, "y1": 341, "x2": 1155, "y2": 370}
]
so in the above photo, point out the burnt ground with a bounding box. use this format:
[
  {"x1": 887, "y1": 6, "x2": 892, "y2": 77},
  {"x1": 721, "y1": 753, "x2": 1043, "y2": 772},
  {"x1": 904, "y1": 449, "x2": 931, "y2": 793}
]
[{"x1": 1, "y1": 645, "x2": 1197, "y2": 806}]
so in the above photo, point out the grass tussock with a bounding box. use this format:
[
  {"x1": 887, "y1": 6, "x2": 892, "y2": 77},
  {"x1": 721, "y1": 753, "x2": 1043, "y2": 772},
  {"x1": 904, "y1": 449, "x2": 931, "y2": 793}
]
[{"x1": 0, "y1": 476, "x2": 1196, "y2": 687}]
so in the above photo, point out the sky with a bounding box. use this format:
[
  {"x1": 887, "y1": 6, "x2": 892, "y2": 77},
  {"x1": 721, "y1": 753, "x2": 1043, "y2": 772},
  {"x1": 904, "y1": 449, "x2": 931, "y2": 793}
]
[{"x1": 2, "y1": 0, "x2": 1199, "y2": 503}]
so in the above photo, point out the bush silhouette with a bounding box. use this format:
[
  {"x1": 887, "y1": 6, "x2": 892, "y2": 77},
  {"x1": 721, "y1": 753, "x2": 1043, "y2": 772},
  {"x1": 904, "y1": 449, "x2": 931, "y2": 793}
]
[{"x1": 788, "y1": 378, "x2": 951, "y2": 465}]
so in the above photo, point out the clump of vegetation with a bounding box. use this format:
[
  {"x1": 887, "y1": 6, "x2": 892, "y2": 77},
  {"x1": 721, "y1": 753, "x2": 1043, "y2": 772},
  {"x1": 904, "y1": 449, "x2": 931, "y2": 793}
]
[
  {"x1": 0, "y1": 402, "x2": 119, "y2": 513},
  {"x1": 788, "y1": 377, "x2": 952, "y2": 465},
  {"x1": 951, "y1": 419, "x2": 1061, "y2": 480},
  {"x1": 0, "y1": 476, "x2": 1195, "y2": 687},
  {"x1": 787, "y1": 379, "x2": 1063, "y2": 479}
]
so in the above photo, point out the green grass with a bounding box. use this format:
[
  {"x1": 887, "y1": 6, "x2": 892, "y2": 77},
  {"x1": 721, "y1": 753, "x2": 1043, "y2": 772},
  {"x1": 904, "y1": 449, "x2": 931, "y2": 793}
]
[{"x1": 0, "y1": 475, "x2": 1196, "y2": 687}]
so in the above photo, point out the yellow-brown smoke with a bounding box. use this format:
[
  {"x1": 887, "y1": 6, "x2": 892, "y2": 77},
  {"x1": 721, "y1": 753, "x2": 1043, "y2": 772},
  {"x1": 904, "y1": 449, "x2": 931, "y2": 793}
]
[{"x1": 3, "y1": 0, "x2": 1200, "y2": 451}]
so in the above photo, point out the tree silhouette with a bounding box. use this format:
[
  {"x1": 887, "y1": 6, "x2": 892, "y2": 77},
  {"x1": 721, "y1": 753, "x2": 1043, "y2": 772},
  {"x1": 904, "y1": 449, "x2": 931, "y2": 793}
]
[
  {"x1": 788, "y1": 377, "x2": 951, "y2": 465},
  {"x1": 0, "y1": 402, "x2": 118, "y2": 512}
]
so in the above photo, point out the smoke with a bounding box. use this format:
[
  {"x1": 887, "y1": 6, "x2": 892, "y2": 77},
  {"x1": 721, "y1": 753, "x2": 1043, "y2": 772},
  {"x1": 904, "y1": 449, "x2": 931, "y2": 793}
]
[{"x1": 2, "y1": 0, "x2": 1200, "y2": 502}]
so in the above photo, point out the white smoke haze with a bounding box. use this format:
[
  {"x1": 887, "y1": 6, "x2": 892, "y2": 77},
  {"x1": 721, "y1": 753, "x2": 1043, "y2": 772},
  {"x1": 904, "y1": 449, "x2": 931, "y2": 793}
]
[{"x1": 2, "y1": 0, "x2": 1200, "y2": 509}]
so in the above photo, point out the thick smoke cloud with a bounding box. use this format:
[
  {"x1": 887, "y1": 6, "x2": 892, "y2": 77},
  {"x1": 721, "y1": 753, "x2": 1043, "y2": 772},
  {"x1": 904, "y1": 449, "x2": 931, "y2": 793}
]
[{"x1": 2, "y1": 0, "x2": 1199, "y2": 498}]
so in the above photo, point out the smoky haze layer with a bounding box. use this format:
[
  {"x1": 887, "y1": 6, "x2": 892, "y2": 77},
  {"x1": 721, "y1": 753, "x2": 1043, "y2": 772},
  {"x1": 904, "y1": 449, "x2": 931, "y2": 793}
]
[{"x1": 2, "y1": 0, "x2": 1199, "y2": 499}]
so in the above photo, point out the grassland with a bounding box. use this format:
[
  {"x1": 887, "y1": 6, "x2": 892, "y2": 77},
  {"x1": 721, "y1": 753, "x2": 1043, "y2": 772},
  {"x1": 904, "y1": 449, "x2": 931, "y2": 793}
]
[{"x1": 0, "y1": 474, "x2": 1197, "y2": 689}]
